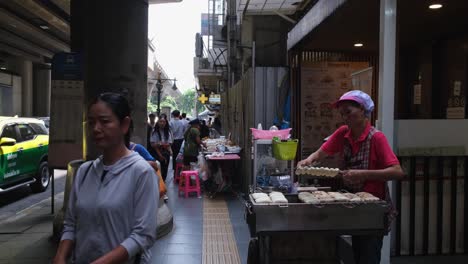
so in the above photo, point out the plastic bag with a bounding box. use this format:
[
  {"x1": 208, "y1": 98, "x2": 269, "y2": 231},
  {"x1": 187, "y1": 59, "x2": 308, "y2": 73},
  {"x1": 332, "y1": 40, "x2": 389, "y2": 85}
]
[
  {"x1": 269, "y1": 175, "x2": 292, "y2": 192},
  {"x1": 197, "y1": 153, "x2": 209, "y2": 181}
]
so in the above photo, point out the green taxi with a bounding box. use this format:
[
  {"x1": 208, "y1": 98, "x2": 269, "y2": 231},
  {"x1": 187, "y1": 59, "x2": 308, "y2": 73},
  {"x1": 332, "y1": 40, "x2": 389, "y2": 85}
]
[{"x1": 0, "y1": 116, "x2": 50, "y2": 193}]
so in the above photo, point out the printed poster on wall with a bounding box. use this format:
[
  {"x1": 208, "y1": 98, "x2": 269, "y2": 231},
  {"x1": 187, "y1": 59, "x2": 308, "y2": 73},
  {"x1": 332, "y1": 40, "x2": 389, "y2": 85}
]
[{"x1": 300, "y1": 61, "x2": 371, "y2": 158}]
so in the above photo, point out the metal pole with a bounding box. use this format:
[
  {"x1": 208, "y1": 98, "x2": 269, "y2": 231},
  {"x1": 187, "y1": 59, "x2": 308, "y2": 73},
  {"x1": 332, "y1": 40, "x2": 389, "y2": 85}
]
[
  {"x1": 378, "y1": 0, "x2": 397, "y2": 263},
  {"x1": 50, "y1": 168, "x2": 54, "y2": 214},
  {"x1": 194, "y1": 94, "x2": 199, "y2": 118},
  {"x1": 157, "y1": 81, "x2": 162, "y2": 117}
]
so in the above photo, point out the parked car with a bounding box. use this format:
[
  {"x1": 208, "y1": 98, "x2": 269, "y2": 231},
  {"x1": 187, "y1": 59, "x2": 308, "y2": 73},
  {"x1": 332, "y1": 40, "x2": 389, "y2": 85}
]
[
  {"x1": 0, "y1": 116, "x2": 50, "y2": 193},
  {"x1": 36, "y1": 117, "x2": 50, "y2": 130}
]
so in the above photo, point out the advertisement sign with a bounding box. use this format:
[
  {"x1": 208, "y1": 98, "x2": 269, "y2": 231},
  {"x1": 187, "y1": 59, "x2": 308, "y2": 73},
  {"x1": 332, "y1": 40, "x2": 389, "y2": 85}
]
[
  {"x1": 201, "y1": 13, "x2": 218, "y2": 36},
  {"x1": 209, "y1": 93, "x2": 221, "y2": 104}
]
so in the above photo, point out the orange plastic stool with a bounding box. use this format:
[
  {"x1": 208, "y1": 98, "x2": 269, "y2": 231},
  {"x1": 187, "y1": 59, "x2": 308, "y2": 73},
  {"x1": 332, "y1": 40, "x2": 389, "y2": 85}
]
[
  {"x1": 178, "y1": 170, "x2": 201, "y2": 198},
  {"x1": 174, "y1": 162, "x2": 184, "y2": 183}
]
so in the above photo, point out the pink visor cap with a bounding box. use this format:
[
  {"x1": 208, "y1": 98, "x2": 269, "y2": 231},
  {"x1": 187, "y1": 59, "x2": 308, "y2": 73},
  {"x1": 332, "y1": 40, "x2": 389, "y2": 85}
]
[{"x1": 333, "y1": 90, "x2": 375, "y2": 116}]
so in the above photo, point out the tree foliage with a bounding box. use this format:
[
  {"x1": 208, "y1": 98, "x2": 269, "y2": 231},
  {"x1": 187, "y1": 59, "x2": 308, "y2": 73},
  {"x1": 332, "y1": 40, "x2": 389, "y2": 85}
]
[{"x1": 147, "y1": 88, "x2": 204, "y2": 116}]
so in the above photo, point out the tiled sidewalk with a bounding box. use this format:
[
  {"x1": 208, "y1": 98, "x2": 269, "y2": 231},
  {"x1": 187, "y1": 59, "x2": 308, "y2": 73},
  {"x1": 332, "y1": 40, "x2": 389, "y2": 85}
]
[
  {"x1": 151, "y1": 171, "x2": 250, "y2": 264},
  {"x1": 151, "y1": 175, "x2": 204, "y2": 263}
]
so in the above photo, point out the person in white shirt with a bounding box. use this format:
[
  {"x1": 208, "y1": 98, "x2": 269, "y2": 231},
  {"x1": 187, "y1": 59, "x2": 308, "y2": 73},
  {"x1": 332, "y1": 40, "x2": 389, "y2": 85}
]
[{"x1": 170, "y1": 110, "x2": 186, "y2": 171}]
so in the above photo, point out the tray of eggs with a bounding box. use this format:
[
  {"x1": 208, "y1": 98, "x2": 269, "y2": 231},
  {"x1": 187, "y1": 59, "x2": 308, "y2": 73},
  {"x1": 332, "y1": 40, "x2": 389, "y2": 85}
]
[{"x1": 295, "y1": 166, "x2": 340, "y2": 177}]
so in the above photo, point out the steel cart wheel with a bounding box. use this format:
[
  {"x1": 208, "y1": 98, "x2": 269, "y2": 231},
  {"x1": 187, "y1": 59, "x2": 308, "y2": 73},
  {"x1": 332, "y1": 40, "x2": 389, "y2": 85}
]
[{"x1": 247, "y1": 238, "x2": 259, "y2": 264}]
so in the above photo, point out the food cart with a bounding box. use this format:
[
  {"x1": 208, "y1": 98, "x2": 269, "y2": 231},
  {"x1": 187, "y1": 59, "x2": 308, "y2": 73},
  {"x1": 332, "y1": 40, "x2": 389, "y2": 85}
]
[
  {"x1": 245, "y1": 135, "x2": 389, "y2": 264},
  {"x1": 245, "y1": 192, "x2": 388, "y2": 263}
]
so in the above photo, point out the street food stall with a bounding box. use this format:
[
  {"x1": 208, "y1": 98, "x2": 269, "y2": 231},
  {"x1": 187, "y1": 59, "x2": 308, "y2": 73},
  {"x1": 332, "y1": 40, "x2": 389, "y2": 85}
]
[
  {"x1": 200, "y1": 136, "x2": 242, "y2": 197},
  {"x1": 244, "y1": 131, "x2": 389, "y2": 264},
  {"x1": 245, "y1": 189, "x2": 388, "y2": 263}
]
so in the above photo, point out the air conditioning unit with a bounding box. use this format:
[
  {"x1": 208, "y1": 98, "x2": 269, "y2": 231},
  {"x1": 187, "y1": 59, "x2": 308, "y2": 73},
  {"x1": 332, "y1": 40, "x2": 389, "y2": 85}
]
[{"x1": 194, "y1": 57, "x2": 211, "y2": 74}]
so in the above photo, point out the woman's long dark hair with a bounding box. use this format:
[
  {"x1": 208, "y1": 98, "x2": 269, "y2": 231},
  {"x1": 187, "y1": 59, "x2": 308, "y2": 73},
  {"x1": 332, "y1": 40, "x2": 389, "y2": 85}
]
[
  {"x1": 88, "y1": 92, "x2": 133, "y2": 147},
  {"x1": 155, "y1": 115, "x2": 170, "y2": 142}
]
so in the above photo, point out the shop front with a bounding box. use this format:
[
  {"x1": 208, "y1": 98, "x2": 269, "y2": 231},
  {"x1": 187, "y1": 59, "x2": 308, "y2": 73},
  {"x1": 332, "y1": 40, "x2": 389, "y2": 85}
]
[{"x1": 283, "y1": 0, "x2": 467, "y2": 262}]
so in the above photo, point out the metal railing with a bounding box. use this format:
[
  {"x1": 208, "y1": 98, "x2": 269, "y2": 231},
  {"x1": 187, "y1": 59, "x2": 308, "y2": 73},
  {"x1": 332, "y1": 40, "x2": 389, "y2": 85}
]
[
  {"x1": 394, "y1": 156, "x2": 468, "y2": 256},
  {"x1": 201, "y1": 36, "x2": 227, "y2": 72}
]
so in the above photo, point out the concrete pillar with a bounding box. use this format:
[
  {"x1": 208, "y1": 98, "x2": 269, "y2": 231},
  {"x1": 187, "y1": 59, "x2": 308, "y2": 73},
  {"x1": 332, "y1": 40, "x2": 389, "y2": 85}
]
[
  {"x1": 33, "y1": 66, "x2": 51, "y2": 116},
  {"x1": 72, "y1": 0, "x2": 149, "y2": 160},
  {"x1": 12, "y1": 75, "x2": 22, "y2": 116},
  {"x1": 19, "y1": 59, "x2": 33, "y2": 116},
  {"x1": 378, "y1": 0, "x2": 397, "y2": 263}
]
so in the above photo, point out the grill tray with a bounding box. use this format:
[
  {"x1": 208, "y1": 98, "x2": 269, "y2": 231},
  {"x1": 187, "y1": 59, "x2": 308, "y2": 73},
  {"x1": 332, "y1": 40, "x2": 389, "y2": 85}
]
[{"x1": 246, "y1": 194, "x2": 388, "y2": 235}]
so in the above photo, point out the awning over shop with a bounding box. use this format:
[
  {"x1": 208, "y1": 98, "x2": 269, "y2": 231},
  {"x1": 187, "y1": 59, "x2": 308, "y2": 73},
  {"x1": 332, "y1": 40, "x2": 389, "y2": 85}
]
[{"x1": 287, "y1": 0, "x2": 347, "y2": 50}]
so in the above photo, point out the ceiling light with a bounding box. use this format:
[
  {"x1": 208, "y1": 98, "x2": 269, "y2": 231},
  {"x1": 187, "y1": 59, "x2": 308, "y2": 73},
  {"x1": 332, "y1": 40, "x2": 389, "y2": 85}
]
[
  {"x1": 429, "y1": 4, "x2": 443, "y2": 9},
  {"x1": 39, "y1": 25, "x2": 49, "y2": 30},
  {"x1": 354, "y1": 43, "x2": 364, "y2": 47},
  {"x1": 0, "y1": 67, "x2": 6, "y2": 70}
]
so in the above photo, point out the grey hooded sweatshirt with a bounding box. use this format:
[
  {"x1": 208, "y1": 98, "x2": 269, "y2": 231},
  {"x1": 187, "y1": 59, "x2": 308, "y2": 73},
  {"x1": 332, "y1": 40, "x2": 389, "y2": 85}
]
[{"x1": 61, "y1": 152, "x2": 159, "y2": 264}]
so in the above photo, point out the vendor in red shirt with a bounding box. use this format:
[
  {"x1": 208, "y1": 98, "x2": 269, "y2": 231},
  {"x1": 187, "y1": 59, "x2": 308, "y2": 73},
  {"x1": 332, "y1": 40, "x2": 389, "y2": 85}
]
[{"x1": 298, "y1": 90, "x2": 404, "y2": 264}]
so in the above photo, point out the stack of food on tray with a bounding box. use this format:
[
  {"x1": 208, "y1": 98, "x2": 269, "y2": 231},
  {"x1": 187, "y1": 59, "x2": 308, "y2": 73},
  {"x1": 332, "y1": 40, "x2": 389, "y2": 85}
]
[
  {"x1": 298, "y1": 190, "x2": 380, "y2": 204},
  {"x1": 252, "y1": 191, "x2": 288, "y2": 204}
]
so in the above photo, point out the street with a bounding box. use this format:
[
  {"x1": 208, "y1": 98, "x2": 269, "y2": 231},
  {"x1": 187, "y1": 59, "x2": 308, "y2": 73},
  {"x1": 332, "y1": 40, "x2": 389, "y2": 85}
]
[{"x1": 0, "y1": 170, "x2": 67, "y2": 223}]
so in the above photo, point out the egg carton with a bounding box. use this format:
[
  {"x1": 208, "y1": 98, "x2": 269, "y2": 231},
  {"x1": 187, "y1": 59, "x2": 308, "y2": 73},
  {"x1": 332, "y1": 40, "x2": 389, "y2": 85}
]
[{"x1": 295, "y1": 166, "x2": 340, "y2": 177}]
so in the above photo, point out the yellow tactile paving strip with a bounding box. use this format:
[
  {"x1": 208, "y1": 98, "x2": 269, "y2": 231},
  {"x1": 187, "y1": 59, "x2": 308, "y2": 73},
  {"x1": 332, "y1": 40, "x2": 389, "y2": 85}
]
[{"x1": 203, "y1": 198, "x2": 241, "y2": 264}]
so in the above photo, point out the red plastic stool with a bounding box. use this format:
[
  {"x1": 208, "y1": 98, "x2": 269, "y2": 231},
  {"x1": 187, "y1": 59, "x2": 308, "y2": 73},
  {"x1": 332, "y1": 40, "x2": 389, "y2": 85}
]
[
  {"x1": 174, "y1": 162, "x2": 184, "y2": 183},
  {"x1": 178, "y1": 170, "x2": 201, "y2": 198}
]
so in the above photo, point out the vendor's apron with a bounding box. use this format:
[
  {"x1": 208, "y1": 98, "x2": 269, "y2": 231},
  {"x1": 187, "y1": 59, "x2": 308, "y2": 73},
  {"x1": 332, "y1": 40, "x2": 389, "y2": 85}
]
[{"x1": 343, "y1": 127, "x2": 397, "y2": 233}]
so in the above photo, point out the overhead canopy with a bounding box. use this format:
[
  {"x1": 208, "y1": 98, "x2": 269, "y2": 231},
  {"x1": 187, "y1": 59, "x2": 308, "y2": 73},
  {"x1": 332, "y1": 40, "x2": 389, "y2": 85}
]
[
  {"x1": 237, "y1": 0, "x2": 305, "y2": 15},
  {"x1": 149, "y1": 0, "x2": 183, "y2": 4},
  {"x1": 288, "y1": 0, "x2": 468, "y2": 52},
  {"x1": 0, "y1": 1, "x2": 70, "y2": 63}
]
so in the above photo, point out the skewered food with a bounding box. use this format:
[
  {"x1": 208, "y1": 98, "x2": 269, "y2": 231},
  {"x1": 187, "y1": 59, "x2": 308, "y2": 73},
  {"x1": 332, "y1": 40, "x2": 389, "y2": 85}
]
[
  {"x1": 355, "y1": 192, "x2": 380, "y2": 201},
  {"x1": 298, "y1": 192, "x2": 320, "y2": 204},
  {"x1": 341, "y1": 193, "x2": 362, "y2": 202},
  {"x1": 310, "y1": 191, "x2": 334, "y2": 202},
  {"x1": 327, "y1": 192, "x2": 350, "y2": 202}
]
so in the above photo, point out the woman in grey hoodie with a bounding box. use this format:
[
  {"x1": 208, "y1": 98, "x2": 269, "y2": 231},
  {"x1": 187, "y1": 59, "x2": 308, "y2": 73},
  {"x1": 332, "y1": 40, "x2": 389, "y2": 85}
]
[{"x1": 54, "y1": 93, "x2": 159, "y2": 264}]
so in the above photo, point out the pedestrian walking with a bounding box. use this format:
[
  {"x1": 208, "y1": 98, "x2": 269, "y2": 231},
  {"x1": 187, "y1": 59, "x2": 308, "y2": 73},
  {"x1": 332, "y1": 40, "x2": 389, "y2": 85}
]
[
  {"x1": 170, "y1": 110, "x2": 185, "y2": 172},
  {"x1": 183, "y1": 119, "x2": 206, "y2": 170},
  {"x1": 150, "y1": 115, "x2": 173, "y2": 181},
  {"x1": 54, "y1": 92, "x2": 159, "y2": 264}
]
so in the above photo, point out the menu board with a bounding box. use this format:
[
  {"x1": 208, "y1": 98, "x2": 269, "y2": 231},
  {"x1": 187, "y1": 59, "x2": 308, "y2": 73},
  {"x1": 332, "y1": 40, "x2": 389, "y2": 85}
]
[{"x1": 300, "y1": 61, "x2": 371, "y2": 158}]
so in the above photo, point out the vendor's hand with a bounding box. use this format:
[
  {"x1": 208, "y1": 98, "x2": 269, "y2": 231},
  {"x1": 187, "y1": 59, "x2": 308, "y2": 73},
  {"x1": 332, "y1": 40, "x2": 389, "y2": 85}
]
[
  {"x1": 340, "y1": 169, "x2": 366, "y2": 185},
  {"x1": 297, "y1": 156, "x2": 315, "y2": 167}
]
